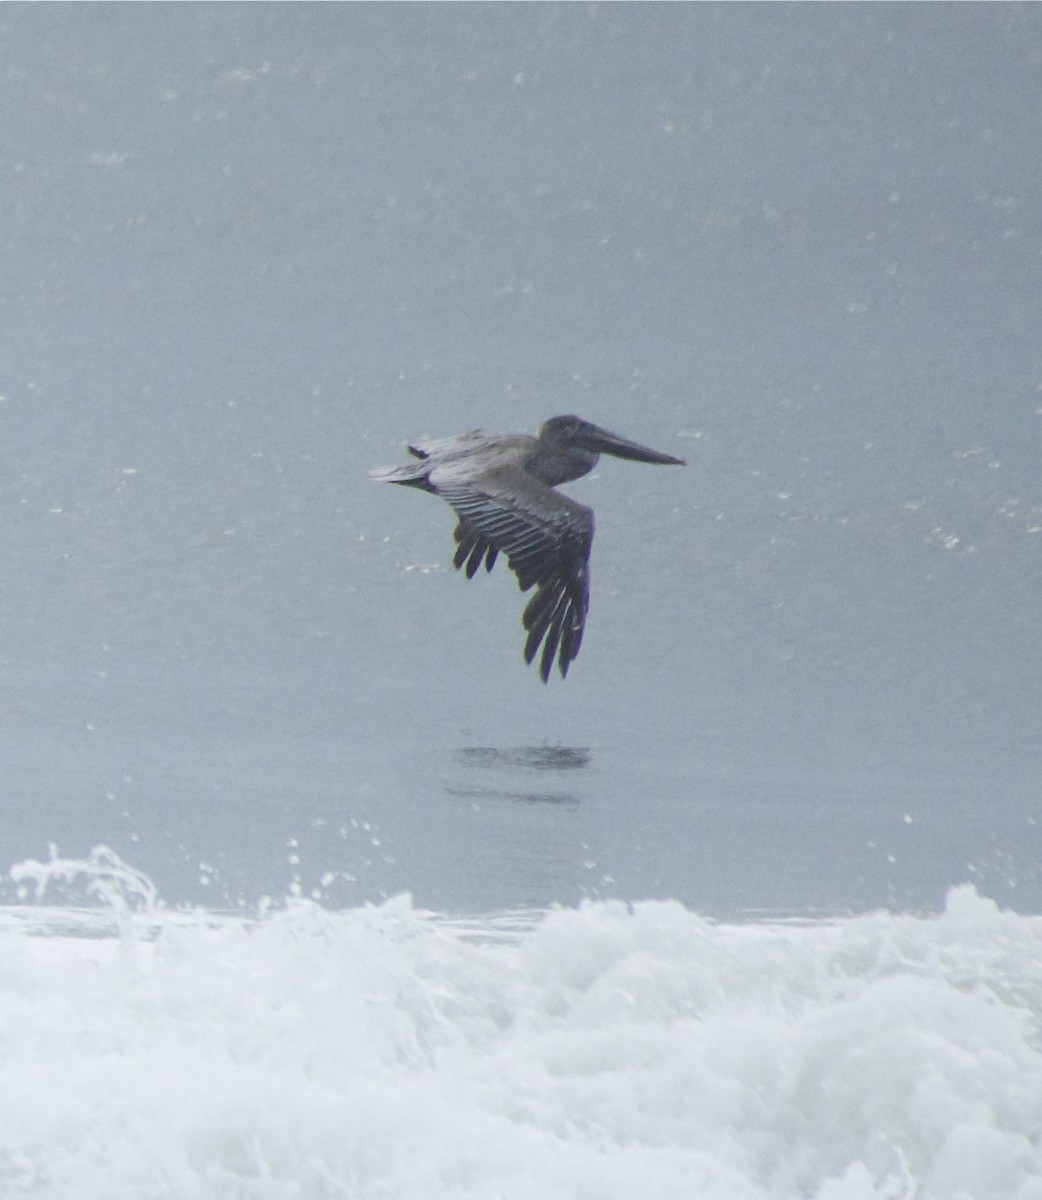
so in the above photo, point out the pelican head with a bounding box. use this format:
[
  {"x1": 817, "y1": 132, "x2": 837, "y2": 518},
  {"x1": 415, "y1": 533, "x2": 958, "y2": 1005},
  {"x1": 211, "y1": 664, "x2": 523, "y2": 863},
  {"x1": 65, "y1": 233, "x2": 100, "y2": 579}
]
[{"x1": 539, "y1": 415, "x2": 686, "y2": 466}]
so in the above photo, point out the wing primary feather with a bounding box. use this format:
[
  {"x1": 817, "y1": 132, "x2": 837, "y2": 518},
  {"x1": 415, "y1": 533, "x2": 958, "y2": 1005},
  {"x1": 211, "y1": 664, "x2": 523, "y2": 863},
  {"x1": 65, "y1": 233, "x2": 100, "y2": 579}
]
[
  {"x1": 522, "y1": 585, "x2": 559, "y2": 632},
  {"x1": 453, "y1": 530, "x2": 475, "y2": 571},
  {"x1": 539, "y1": 616, "x2": 563, "y2": 683},
  {"x1": 560, "y1": 611, "x2": 585, "y2": 670},
  {"x1": 465, "y1": 540, "x2": 485, "y2": 578},
  {"x1": 524, "y1": 597, "x2": 561, "y2": 664},
  {"x1": 523, "y1": 619, "x2": 544, "y2": 665},
  {"x1": 524, "y1": 587, "x2": 568, "y2": 677},
  {"x1": 451, "y1": 521, "x2": 499, "y2": 579}
]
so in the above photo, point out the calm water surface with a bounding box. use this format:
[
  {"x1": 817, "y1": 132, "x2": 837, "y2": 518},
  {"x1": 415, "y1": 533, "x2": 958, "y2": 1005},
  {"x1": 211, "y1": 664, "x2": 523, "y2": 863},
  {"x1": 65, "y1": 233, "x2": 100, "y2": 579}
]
[{"x1": 0, "y1": 4, "x2": 1039, "y2": 916}]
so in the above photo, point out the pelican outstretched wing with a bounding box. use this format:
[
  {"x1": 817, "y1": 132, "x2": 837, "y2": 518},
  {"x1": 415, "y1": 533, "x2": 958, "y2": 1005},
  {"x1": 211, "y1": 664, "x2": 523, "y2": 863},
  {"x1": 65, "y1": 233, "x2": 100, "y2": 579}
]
[{"x1": 436, "y1": 468, "x2": 593, "y2": 681}]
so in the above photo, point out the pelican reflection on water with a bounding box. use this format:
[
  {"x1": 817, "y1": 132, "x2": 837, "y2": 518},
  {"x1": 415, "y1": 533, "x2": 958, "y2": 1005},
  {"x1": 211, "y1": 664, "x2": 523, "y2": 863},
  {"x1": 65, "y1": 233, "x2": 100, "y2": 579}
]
[{"x1": 370, "y1": 415, "x2": 686, "y2": 681}]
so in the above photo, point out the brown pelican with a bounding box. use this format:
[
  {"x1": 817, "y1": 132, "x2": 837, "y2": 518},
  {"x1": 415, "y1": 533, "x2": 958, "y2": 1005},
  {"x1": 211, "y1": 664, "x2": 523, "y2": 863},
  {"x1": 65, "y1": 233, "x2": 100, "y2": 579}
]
[{"x1": 370, "y1": 415, "x2": 685, "y2": 681}]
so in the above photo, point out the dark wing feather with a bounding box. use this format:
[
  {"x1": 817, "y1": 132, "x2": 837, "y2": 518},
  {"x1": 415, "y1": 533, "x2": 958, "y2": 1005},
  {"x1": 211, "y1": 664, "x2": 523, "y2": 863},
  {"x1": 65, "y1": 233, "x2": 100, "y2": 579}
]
[
  {"x1": 453, "y1": 521, "x2": 499, "y2": 578},
  {"x1": 437, "y1": 468, "x2": 593, "y2": 681}
]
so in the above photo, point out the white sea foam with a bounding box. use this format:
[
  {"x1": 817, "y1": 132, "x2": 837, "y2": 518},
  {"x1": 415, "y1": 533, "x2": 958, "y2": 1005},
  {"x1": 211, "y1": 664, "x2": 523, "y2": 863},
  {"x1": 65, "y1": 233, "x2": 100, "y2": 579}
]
[{"x1": 1, "y1": 848, "x2": 1041, "y2": 1199}]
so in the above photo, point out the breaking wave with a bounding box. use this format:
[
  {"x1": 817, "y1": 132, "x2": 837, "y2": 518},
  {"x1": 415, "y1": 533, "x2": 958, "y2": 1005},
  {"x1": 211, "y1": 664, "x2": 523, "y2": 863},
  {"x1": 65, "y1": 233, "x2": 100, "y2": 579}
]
[{"x1": 1, "y1": 847, "x2": 1040, "y2": 1199}]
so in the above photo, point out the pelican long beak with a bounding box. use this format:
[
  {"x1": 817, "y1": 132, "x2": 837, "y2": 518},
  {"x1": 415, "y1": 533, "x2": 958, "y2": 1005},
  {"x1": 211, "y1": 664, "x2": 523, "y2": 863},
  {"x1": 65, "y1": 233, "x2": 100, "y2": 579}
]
[{"x1": 582, "y1": 424, "x2": 686, "y2": 466}]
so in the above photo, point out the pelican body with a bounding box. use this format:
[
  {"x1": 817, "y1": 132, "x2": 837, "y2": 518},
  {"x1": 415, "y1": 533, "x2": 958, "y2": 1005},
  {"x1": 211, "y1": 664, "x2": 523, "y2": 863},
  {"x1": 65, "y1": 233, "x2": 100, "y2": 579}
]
[{"x1": 370, "y1": 415, "x2": 685, "y2": 681}]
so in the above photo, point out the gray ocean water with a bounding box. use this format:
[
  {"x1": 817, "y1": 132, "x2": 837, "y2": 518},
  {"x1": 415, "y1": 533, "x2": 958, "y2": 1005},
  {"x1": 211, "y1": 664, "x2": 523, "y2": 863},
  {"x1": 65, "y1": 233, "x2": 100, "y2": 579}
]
[{"x1": 1, "y1": 3, "x2": 1038, "y2": 919}]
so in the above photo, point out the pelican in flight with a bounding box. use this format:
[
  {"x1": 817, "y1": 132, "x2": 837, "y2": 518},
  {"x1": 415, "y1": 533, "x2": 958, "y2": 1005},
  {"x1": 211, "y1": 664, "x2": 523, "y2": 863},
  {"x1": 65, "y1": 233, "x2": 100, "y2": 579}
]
[{"x1": 370, "y1": 415, "x2": 686, "y2": 681}]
